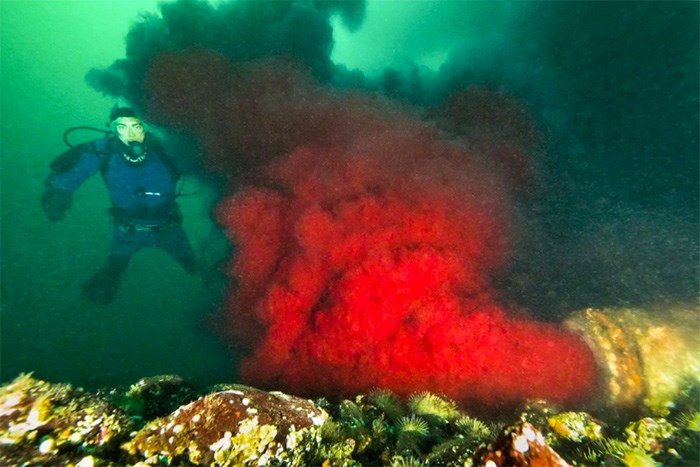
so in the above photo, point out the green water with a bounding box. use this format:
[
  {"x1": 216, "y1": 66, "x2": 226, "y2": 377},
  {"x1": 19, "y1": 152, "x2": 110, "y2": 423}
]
[{"x1": 0, "y1": 1, "x2": 232, "y2": 389}]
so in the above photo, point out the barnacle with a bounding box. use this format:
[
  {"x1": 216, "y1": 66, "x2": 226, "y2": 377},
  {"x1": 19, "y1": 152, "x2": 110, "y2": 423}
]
[
  {"x1": 407, "y1": 392, "x2": 459, "y2": 422},
  {"x1": 624, "y1": 417, "x2": 675, "y2": 452},
  {"x1": 547, "y1": 411, "x2": 604, "y2": 442},
  {"x1": 210, "y1": 419, "x2": 279, "y2": 466},
  {"x1": 26, "y1": 395, "x2": 53, "y2": 426}
]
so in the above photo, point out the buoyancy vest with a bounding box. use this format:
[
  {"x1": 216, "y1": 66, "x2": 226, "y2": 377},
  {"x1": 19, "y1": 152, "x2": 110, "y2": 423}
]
[{"x1": 47, "y1": 135, "x2": 182, "y2": 225}]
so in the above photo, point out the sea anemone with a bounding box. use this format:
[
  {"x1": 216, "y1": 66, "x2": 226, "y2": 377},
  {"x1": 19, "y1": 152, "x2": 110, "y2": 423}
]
[
  {"x1": 425, "y1": 438, "x2": 478, "y2": 465},
  {"x1": 370, "y1": 414, "x2": 391, "y2": 448},
  {"x1": 389, "y1": 455, "x2": 425, "y2": 467},
  {"x1": 407, "y1": 392, "x2": 459, "y2": 422},
  {"x1": 397, "y1": 415, "x2": 430, "y2": 438},
  {"x1": 620, "y1": 448, "x2": 660, "y2": 467},
  {"x1": 455, "y1": 415, "x2": 491, "y2": 442},
  {"x1": 599, "y1": 438, "x2": 660, "y2": 467},
  {"x1": 396, "y1": 415, "x2": 430, "y2": 455},
  {"x1": 319, "y1": 419, "x2": 342, "y2": 442},
  {"x1": 367, "y1": 389, "x2": 404, "y2": 421},
  {"x1": 676, "y1": 411, "x2": 700, "y2": 432},
  {"x1": 338, "y1": 399, "x2": 365, "y2": 426},
  {"x1": 579, "y1": 446, "x2": 602, "y2": 464}
]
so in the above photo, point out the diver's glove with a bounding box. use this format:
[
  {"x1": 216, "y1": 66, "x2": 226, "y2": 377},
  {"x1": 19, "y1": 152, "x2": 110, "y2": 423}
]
[{"x1": 41, "y1": 187, "x2": 73, "y2": 221}]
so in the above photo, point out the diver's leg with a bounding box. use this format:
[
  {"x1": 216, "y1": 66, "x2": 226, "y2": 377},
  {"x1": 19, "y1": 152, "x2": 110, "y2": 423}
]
[
  {"x1": 157, "y1": 225, "x2": 200, "y2": 274},
  {"x1": 81, "y1": 226, "x2": 140, "y2": 304},
  {"x1": 81, "y1": 255, "x2": 130, "y2": 304},
  {"x1": 157, "y1": 225, "x2": 227, "y2": 301}
]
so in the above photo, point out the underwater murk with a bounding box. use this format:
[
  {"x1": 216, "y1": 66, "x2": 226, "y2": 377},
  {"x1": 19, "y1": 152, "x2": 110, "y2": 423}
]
[{"x1": 1, "y1": 0, "x2": 698, "y2": 465}]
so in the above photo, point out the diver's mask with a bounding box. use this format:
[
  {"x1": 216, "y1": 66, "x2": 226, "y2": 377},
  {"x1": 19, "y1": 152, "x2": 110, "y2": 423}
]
[
  {"x1": 111, "y1": 116, "x2": 147, "y2": 164},
  {"x1": 111, "y1": 116, "x2": 145, "y2": 142}
]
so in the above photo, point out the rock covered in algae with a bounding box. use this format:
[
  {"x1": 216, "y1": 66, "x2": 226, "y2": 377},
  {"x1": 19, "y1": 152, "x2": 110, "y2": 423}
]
[
  {"x1": 2, "y1": 373, "x2": 698, "y2": 466},
  {"x1": 0, "y1": 373, "x2": 133, "y2": 465},
  {"x1": 624, "y1": 417, "x2": 675, "y2": 453},
  {"x1": 547, "y1": 411, "x2": 605, "y2": 443},
  {"x1": 474, "y1": 421, "x2": 570, "y2": 467},
  {"x1": 124, "y1": 384, "x2": 328, "y2": 465},
  {"x1": 102, "y1": 374, "x2": 198, "y2": 420}
]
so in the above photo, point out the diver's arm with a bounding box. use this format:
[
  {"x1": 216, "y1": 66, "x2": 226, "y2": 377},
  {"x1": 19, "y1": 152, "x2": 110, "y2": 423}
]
[
  {"x1": 41, "y1": 141, "x2": 103, "y2": 221},
  {"x1": 41, "y1": 188, "x2": 73, "y2": 222}
]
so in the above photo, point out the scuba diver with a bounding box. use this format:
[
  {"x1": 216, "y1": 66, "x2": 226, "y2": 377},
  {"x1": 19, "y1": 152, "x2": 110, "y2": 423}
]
[{"x1": 41, "y1": 106, "x2": 200, "y2": 304}]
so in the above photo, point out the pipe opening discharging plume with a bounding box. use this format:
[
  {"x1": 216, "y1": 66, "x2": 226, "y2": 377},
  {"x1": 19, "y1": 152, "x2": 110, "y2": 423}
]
[{"x1": 139, "y1": 49, "x2": 597, "y2": 408}]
